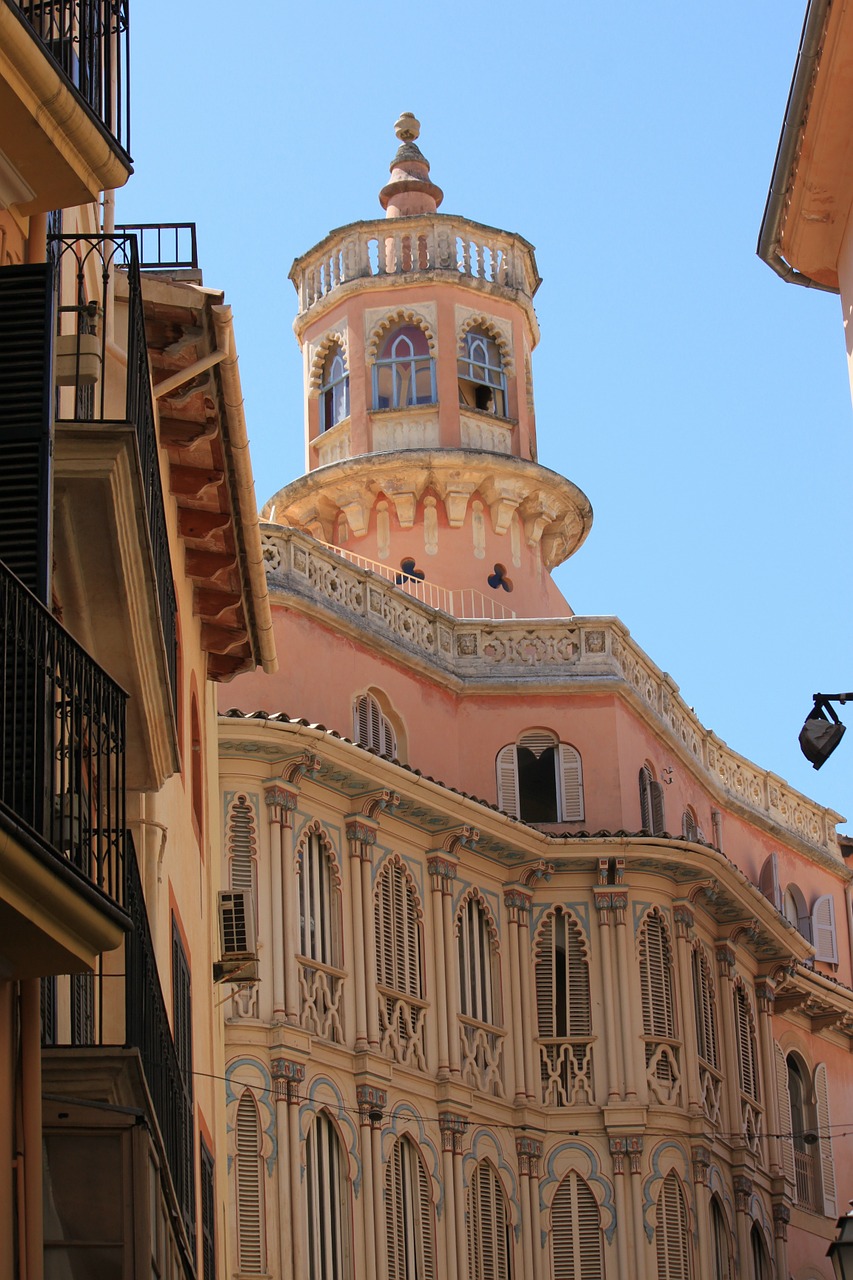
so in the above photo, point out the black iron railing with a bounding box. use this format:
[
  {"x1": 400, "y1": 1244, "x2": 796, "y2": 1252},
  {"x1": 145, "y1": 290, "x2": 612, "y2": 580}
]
[
  {"x1": 0, "y1": 560, "x2": 126, "y2": 906},
  {"x1": 48, "y1": 232, "x2": 178, "y2": 706},
  {"x1": 10, "y1": 0, "x2": 131, "y2": 157},
  {"x1": 125, "y1": 834, "x2": 196, "y2": 1247},
  {"x1": 115, "y1": 223, "x2": 198, "y2": 271}
]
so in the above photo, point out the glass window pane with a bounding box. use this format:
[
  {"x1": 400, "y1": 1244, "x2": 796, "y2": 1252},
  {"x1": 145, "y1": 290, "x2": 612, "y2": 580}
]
[{"x1": 414, "y1": 362, "x2": 433, "y2": 403}]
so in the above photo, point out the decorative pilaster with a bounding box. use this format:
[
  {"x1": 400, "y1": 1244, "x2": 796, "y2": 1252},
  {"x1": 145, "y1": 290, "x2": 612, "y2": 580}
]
[
  {"x1": 346, "y1": 815, "x2": 378, "y2": 1051},
  {"x1": 690, "y1": 1144, "x2": 713, "y2": 1280},
  {"x1": 265, "y1": 783, "x2": 299, "y2": 1023},
  {"x1": 611, "y1": 887, "x2": 639, "y2": 1101},
  {"x1": 594, "y1": 883, "x2": 622, "y2": 1103},
  {"x1": 609, "y1": 1136, "x2": 646, "y2": 1280},
  {"x1": 427, "y1": 854, "x2": 458, "y2": 1078},
  {"x1": 272, "y1": 1058, "x2": 306, "y2": 1280},
  {"x1": 440, "y1": 1113, "x2": 468, "y2": 1280},
  {"x1": 357, "y1": 1085, "x2": 387, "y2": 1280},
  {"x1": 504, "y1": 887, "x2": 532, "y2": 1100},
  {"x1": 673, "y1": 904, "x2": 702, "y2": 1116},
  {"x1": 516, "y1": 1137, "x2": 544, "y2": 1280},
  {"x1": 733, "y1": 1173, "x2": 754, "y2": 1271},
  {"x1": 755, "y1": 978, "x2": 781, "y2": 1175},
  {"x1": 715, "y1": 941, "x2": 742, "y2": 1146},
  {"x1": 772, "y1": 1197, "x2": 790, "y2": 1280}
]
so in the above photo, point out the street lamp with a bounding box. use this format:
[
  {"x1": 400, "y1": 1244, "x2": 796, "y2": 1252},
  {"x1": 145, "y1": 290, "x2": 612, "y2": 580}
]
[
  {"x1": 799, "y1": 693, "x2": 853, "y2": 770},
  {"x1": 827, "y1": 1205, "x2": 853, "y2": 1280}
]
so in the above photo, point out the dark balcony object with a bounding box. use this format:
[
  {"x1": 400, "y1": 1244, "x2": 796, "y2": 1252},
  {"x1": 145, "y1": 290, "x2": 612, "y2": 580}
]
[
  {"x1": 10, "y1": 0, "x2": 130, "y2": 157},
  {"x1": 0, "y1": 560, "x2": 126, "y2": 907},
  {"x1": 114, "y1": 223, "x2": 199, "y2": 272},
  {"x1": 48, "y1": 231, "x2": 178, "y2": 709}
]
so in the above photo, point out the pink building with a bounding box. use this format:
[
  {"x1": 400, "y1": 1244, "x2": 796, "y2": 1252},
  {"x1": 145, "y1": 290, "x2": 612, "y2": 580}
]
[{"x1": 220, "y1": 116, "x2": 852, "y2": 1279}]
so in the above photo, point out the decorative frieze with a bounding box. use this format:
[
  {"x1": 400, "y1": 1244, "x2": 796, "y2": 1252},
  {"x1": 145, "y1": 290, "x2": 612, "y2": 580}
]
[{"x1": 515, "y1": 1136, "x2": 542, "y2": 1176}]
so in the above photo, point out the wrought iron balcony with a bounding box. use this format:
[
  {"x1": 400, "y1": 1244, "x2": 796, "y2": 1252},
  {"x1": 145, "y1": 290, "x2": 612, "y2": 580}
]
[
  {"x1": 9, "y1": 0, "x2": 130, "y2": 156},
  {"x1": 0, "y1": 559, "x2": 126, "y2": 907}
]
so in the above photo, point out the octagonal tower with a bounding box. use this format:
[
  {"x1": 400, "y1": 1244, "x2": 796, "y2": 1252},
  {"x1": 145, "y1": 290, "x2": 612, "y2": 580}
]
[{"x1": 264, "y1": 114, "x2": 592, "y2": 619}]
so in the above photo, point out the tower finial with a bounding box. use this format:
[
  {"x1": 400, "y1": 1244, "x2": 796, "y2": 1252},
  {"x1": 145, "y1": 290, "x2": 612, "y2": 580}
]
[{"x1": 380, "y1": 112, "x2": 443, "y2": 218}]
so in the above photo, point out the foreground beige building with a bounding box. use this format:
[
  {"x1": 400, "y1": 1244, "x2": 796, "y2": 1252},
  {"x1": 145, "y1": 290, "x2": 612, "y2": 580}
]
[{"x1": 219, "y1": 118, "x2": 853, "y2": 1279}]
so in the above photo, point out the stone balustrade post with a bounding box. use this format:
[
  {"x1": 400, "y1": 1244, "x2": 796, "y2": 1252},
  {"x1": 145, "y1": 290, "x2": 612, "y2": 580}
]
[
  {"x1": 264, "y1": 784, "x2": 299, "y2": 1024},
  {"x1": 427, "y1": 854, "x2": 457, "y2": 1078}
]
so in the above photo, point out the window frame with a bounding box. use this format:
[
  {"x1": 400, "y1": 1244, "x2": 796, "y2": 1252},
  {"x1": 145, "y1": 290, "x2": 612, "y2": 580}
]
[
  {"x1": 372, "y1": 325, "x2": 436, "y2": 410},
  {"x1": 458, "y1": 328, "x2": 508, "y2": 417},
  {"x1": 319, "y1": 345, "x2": 350, "y2": 431}
]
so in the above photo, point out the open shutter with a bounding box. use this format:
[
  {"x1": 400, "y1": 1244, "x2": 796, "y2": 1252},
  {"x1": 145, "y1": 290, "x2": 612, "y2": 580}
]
[
  {"x1": 639, "y1": 767, "x2": 652, "y2": 830},
  {"x1": 416, "y1": 1143, "x2": 436, "y2": 1280},
  {"x1": 812, "y1": 895, "x2": 839, "y2": 963},
  {"x1": 814, "y1": 1063, "x2": 837, "y2": 1216},
  {"x1": 774, "y1": 1042, "x2": 795, "y2": 1189},
  {"x1": 650, "y1": 781, "x2": 666, "y2": 835},
  {"x1": 558, "y1": 744, "x2": 584, "y2": 822},
  {"x1": 758, "y1": 854, "x2": 782, "y2": 912},
  {"x1": 496, "y1": 745, "x2": 520, "y2": 818}
]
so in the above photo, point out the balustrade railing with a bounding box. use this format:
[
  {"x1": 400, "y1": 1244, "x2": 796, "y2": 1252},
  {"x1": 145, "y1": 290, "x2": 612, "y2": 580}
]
[
  {"x1": 741, "y1": 1094, "x2": 762, "y2": 1155},
  {"x1": 459, "y1": 1015, "x2": 505, "y2": 1097},
  {"x1": 114, "y1": 222, "x2": 198, "y2": 271},
  {"x1": 291, "y1": 215, "x2": 539, "y2": 314},
  {"x1": 644, "y1": 1037, "x2": 683, "y2": 1107},
  {"x1": 698, "y1": 1062, "x2": 723, "y2": 1126},
  {"x1": 539, "y1": 1037, "x2": 594, "y2": 1106},
  {"x1": 48, "y1": 232, "x2": 178, "y2": 706},
  {"x1": 0, "y1": 560, "x2": 125, "y2": 906},
  {"x1": 298, "y1": 956, "x2": 344, "y2": 1043},
  {"x1": 794, "y1": 1147, "x2": 818, "y2": 1210},
  {"x1": 11, "y1": 0, "x2": 130, "y2": 155},
  {"x1": 378, "y1": 985, "x2": 427, "y2": 1070}
]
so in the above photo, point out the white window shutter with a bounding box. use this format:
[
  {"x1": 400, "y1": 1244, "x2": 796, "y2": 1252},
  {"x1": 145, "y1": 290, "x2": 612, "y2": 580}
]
[
  {"x1": 812, "y1": 894, "x2": 839, "y2": 963},
  {"x1": 558, "y1": 744, "x2": 584, "y2": 822},
  {"x1": 814, "y1": 1063, "x2": 837, "y2": 1216},
  {"x1": 758, "y1": 853, "x2": 782, "y2": 912},
  {"x1": 774, "y1": 1041, "x2": 795, "y2": 1189},
  {"x1": 496, "y1": 745, "x2": 519, "y2": 818}
]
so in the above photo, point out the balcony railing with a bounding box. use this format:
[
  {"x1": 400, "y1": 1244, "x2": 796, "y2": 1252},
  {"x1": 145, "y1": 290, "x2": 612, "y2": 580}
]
[
  {"x1": 114, "y1": 223, "x2": 198, "y2": 271},
  {"x1": 49, "y1": 231, "x2": 178, "y2": 705},
  {"x1": 459, "y1": 1015, "x2": 506, "y2": 1097},
  {"x1": 0, "y1": 560, "x2": 125, "y2": 906},
  {"x1": 794, "y1": 1146, "x2": 818, "y2": 1211},
  {"x1": 378, "y1": 985, "x2": 427, "y2": 1070},
  {"x1": 298, "y1": 955, "x2": 344, "y2": 1043},
  {"x1": 11, "y1": 0, "x2": 130, "y2": 156},
  {"x1": 539, "y1": 1037, "x2": 594, "y2": 1106}
]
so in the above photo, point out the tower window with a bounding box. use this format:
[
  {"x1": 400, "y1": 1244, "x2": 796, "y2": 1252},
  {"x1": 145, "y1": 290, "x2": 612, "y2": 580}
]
[
  {"x1": 320, "y1": 344, "x2": 349, "y2": 430},
  {"x1": 353, "y1": 691, "x2": 397, "y2": 760},
  {"x1": 496, "y1": 731, "x2": 584, "y2": 823},
  {"x1": 458, "y1": 329, "x2": 507, "y2": 416},
  {"x1": 373, "y1": 325, "x2": 435, "y2": 409}
]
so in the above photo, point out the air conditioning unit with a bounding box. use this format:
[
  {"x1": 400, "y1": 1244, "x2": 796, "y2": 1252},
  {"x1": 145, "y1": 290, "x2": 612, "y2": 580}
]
[{"x1": 214, "y1": 890, "x2": 259, "y2": 983}]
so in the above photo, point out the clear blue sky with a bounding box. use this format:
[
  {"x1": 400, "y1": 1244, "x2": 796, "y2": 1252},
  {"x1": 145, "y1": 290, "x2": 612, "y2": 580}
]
[{"x1": 120, "y1": 0, "x2": 853, "y2": 830}]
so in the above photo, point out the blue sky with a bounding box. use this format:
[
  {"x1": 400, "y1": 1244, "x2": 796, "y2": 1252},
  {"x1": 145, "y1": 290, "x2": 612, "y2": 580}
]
[{"x1": 120, "y1": 1, "x2": 853, "y2": 829}]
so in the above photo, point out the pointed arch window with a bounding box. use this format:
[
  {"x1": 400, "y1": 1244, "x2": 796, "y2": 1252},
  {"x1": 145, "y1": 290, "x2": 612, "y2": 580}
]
[
  {"x1": 749, "y1": 1225, "x2": 770, "y2": 1280},
  {"x1": 778, "y1": 1047, "x2": 837, "y2": 1216},
  {"x1": 550, "y1": 1170, "x2": 603, "y2": 1279},
  {"x1": 385, "y1": 1136, "x2": 435, "y2": 1280},
  {"x1": 235, "y1": 1089, "x2": 266, "y2": 1273},
  {"x1": 305, "y1": 1112, "x2": 351, "y2": 1280},
  {"x1": 457, "y1": 894, "x2": 504, "y2": 1095},
  {"x1": 375, "y1": 857, "x2": 426, "y2": 1068},
  {"x1": 496, "y1": 731, "x2": 584, "y2": 823},
  {"x1": 535, "y1": 906, "x2": 593, "y2": 1105},
  {"x1": 320, "y1": 344, "x2": 349, "y2": 430},
  {"x1": 467, "y1": 1161, "x2": 512, "y2": 1280},
  {"x1": 710, "y1": 1197, "x2": 731, "y2": 1280},
  {"x1": 373, "y1": 324, "x2": 435, "y2": 409},
  {"x1": 458, "y1": 328, "x2": 507, "y2": 416},
  {"x1": 298, "y1": 831, "x2": 344, "y2": 1042},
  {"x1": 639, "y1": 764, "x2": 665, "y2": 834},
  {"x1": 639, "y1": 909, "x2": 681, "y2": 1105},
  {"x1": 655, "y1": 1172, "x2": 692, "y2": 1280},
  {"x1": 691, "y1": 943, "x2": 721, "y2": 1125},
  {"x1": 353, "y1": 692, "x2": 397, "y2": 760}
]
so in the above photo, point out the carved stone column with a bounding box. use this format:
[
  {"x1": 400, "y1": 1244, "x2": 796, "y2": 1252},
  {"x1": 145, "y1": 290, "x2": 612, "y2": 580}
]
[
  {"x1": 440, "y1": 1112, "x2": 468, "y2": 1280},
  {"x1": 427, "y1": 854, "x2": 457, "y2": 1078},
  {"x1": 517, "y1": 1137, "x2": 544, "y2": 1280},
  {"x1": 772, "y1": 1201, "x2": 790, "y2": 1280},
  {"x1": 609, "y1": 1136, "x2": 646, "y2": 1280},
  {"x1": 715, "y1": 941, "x2": 742, "y2": 1146},
  {"x1": 673, "y1": 903, "x2": 702, "y2": 1115},
  {"x1": 357, "y1": 1085, "x2": 387, "y2": 1280},
  {"x1": 611, "y1": 886, "x2": 640, "y2": 1102},
  {"x1": 264, "y1": 783, "x2": 299, "y2": 1024},
  {"x1": 504, "y1": 888, "x2": 532, "y2": 1100},
  {"x1": 346, "y1": 814, "x2": 380, "y2": 1049},
  {"x1": 345, "y1": 816, "x2": 374, "y2": 1051},
  {"x1": 272, "y1": 1057, "x2": 306, "y2": 1280},
  {"x1": 593, "y1": 881, "x2": 622, "y2": 1103},
  {"x1": 733, "y1": 1174, "x2": 754, "y2": 1272},
  {"x1": 691, "y1": 1144, "x2": 713, "y2": 1280},
  {"x1": 755, "y1": 979, "x2": 781, "y2": 1176}
]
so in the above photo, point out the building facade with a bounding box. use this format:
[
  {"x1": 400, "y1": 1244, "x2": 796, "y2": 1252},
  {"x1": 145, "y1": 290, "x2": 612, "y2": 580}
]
[
  {"x1": 220, "y1": 117, "x2": 853, "y2": 1279},
  {"x1": 0, "y1": 4, "x2": 275, "y2": 1276}
]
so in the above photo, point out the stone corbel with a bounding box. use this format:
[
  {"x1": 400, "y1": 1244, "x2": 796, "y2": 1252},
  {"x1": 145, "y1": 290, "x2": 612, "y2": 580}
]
[
  {"x1": 281, "y1": 752, "x2": 320, "y2": 785},
  {"x1": 442, "y1": 485, "x2": 477, "y2": 528},
  {"x1": 518, "y1": 859, "x2": 554, "y2": 887},
  {"x1": 339, "y1": 495, "x2": 369, "y2": 538},
  {"x1": 359, "y1": 789, "x2": 401, "y2": 820},
  {"x1": 441, "y1": 826, "x2": 479, "y2": 855},
  {"x1": 382, "y1": 484, "x2": 418, "y2": 528}
]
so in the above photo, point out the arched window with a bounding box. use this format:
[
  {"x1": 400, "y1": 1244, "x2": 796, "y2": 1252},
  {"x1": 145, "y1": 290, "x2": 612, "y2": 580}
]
[
  {"x1": 373, "y1": 325, "x2": 435, "y2": 409},
  {"x1": 779, "y1": 1049, "x2": 837, "y2": 1216},
  {"x1": 782, "y1": 883, "x2": 812, "y2": 940},
  {"x1": 681, "y1": 807, "x2": 699, "y2": 841},
  {"x1": 496, "y1": 731, "x2": 584, "y2": 823},
  {"x1": 375, "y1": 856, "x2": 426, "y2": 1068},
  {"x1": 710, "y1": 1197, "x2": 731, "y2": 1280},
  {"x1": 535, "y1": 907, "x2": 593, "y2": 1105},
  {"x1": 749, "y1": 1224, "x2": 769, "y2": 1280},
  {"x1": 235, "y1": 1089, "x2": 266, "y2": 1273},
  {"x1": 639, "y1": 763, "x2": 665, "y2": 835},
  {"x1": 458, "y1": 328, "x2": 507, "y2": 416},
  {"x1": 467, "y1": 1161, "x2": 512, "y2": 1280},
  {"x1": 639, "y1": 909, "x2": 680, "y2": 1104},
  {"x1": 385, "y1": 1136, "x2": 435, "y2": 1280},
  {"x1": 227, "y1": 794, "x2": 258, "y2": 906},
  {"x1": 297, "y1": 831, "x2": 343, "y2": 1042},
  {"x1": 655, "y1": 1172, "x2": 691, "y2": 1280},
  {"x1": 691, "y1": 943, "x2": 721, "y2": 1124},
  {"x1": 551, "y1": 1171, "x2": 603, "y2": 1279},
  {"x1": 457, "y1": 894, "x2": 504, "y2": 1095},
  {"x1": 353, "y1": 691, "x2": 397, "y2": 760},
  {"x1": 305, "y1": 1112, "x2": 351, "y2": 1280},
  {"x1": 319, "y1": 344, "x2": 349, "y2": 430}
]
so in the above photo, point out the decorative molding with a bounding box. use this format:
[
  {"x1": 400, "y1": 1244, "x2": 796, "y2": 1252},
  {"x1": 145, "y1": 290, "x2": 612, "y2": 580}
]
[
  {"x1": 355, "y1": 1084, "x2": 387, "y2": 1127},
  {"x1": 439, "y1": 1111, "x2": 468, "y2": 1154},
  {"x1": 307, "y1": 326, "x2": 349, "y2": 393},
  {"x1": 365, "y1": 304, "x2": 438, "y2": 360}
]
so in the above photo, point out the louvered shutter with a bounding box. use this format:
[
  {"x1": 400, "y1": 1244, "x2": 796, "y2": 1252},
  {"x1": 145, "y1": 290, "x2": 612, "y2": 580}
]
[
  {"x1": 814, "y1": 1063, "x2": 837, "y2": 1216},
  {"x1": 0, "y1": 264, "x2": 54, "y2": 600},
  {"x1": 386, "y1": 1138, "x2": 405, "y2": 1280},
  {"x1": 774, "y1": 1042, "x2": 795, "y2": 1189},
  {"x1": 236, "y1": 1091, "x2": 265, "y2": 1272},
  {"x1": 655, "y1": 1173, "x2": 691, "y2": 1280},
  {"x1": 758, "y1": 854, "x2": 782, "y2": 912},
  {"x1": 692, "y1": 947, "x2": 718, "y2": 1069},
  {"x1": 734, "y1": 985, "x2": 758, "y2": 1101},
  {"x1": 812, "y1": 895, "x2": 839, "y2": 963},
  {"x1": 639, "y1": 767, "x2": 652, "y2": 831},
  {"x1": 496, "y1": 745, "x2": 520, "y2": 817},
  {"x1": 355, "y1": 695, "x2": 370, "y2": 744},
  {"x1": 551, "y1": 1172, "x2": 602, "y2": 1280},
  {"x1": 558, "y1": 745, "x2": 584, "y2": 822},
  {"x1": 535, "y1": 911, "x2": 555, "y2": 1036},
  {"x1": 228, "y1": 795, "x2": 257, "y2": 900},
  {"x1": 468, "y1": 1162, "x2": 511, "y2": 1280},
  {"x1": 200, "y1": 1141, "x2": 216, "y2": 1280},
  {"x1": 386, "y1": 1138, "x2": 435, "y2": 1280},
  {"x1": 650, "y1": 780, "x2": 666, "y2": 835},
  {"x1": 565, "y1": 912, "x2": 592, "y2": 1037},
  {"x1": 640, "y1": 912, "x2": 675, "y2": 1038},
  {"x1": 518, "y1": 729, "x2": 558, "y2": 757},
  {"x1": 416, "y1": 1143, "x2": 435, "y2": 1279}
]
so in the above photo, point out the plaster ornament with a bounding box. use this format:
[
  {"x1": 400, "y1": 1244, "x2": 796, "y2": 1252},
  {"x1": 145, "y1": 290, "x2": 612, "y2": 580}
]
[
  {"x1": 423, "y1": 496, "x2": 438, "y2": 555},
  {"x1": 510, "y1": 513, "x2": 522, "y2": 568},
  {"x1": 376, "y1": 501, "x2": 391, "y2": 561},
  {"x1": 472, "y1": 500, "x2": 486, "y2": 559}
]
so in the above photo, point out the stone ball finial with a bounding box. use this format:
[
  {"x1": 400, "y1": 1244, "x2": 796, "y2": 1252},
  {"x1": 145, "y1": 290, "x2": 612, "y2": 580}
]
[{"x1": 394, "y1": 112, "x2": 420, "y2": 143}]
